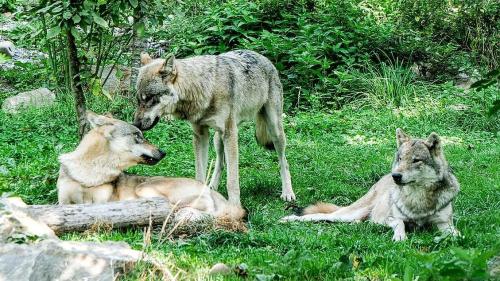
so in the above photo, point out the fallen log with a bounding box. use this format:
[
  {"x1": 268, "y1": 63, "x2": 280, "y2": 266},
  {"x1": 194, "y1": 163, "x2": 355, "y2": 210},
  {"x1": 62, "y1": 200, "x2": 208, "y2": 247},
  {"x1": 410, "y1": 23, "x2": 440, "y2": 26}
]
[{"x1": 23, "y1": 198, "x2": 173, "y2": 234}]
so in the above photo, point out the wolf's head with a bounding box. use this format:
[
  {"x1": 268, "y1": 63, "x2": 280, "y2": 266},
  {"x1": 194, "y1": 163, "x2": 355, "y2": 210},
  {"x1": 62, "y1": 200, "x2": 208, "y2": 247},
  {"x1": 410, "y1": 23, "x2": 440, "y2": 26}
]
[
  {"x1": 133, "y1": 53, "x2": 179, "y2": 131},
  {"x1": 391, "y1": 128, "x2": 448, "y2": 187},
  {"x1": 86, "y1": 111, "x2": 166, "y2": 166}
]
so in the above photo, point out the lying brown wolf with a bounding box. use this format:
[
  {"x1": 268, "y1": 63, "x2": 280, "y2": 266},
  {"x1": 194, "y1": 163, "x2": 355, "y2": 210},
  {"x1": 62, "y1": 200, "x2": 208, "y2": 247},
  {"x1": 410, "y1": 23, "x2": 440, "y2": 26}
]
[
  {"x1": 281, "y1": 129, "x2": 460, "y2": 241},
  {"x1": 57, "y1": 111, "x2": 246, "y2": 222}
]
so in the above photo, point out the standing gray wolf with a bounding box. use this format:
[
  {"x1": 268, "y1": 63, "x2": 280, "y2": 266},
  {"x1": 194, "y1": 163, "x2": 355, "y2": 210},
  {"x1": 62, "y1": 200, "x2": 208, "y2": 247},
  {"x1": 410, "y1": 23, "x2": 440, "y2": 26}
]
[
  {"x1": 133, "y1": 50, "x2": 295, "y2": 206},
  {"x1": 281, "y1": 129, "x2": 460, "y2": 241},
  {"x1": 57, "y1": 111, "x2": 246, "y2": 222}
]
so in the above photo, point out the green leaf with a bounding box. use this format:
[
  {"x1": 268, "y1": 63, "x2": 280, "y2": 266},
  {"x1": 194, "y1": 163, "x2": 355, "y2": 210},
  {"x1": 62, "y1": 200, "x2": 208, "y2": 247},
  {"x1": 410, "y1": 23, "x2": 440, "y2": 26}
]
[
  {"x1": 47, "y1": 26, "x2": 61, "y2": 39},
  {"x1": 129, "y1": 0, "x2": 138, "y2": 8},
  {"x1": 0, "y1": 53, "x2": 11, "y2": 63},
  {"x1": 71, "y1": 27, "x2": 80, "y2": 40},
  {"x1": 72, "y1": 14, "x2": 81, "y2": 24},
  {"x1": 52, "y1": 6, "x2": 63, "y2": 13},
  {"x1": 92, "y1": 14, "x2": 109, "y2": 28},
  {"x1": 63, "y1": 11, "x2": 72, "y2": 20},
  {"x1": 102, "y1": 89, "x2": 113, "y2": 100},
  {"x1": 134, "y1": 21, "x2": 145, "y2": 37}
]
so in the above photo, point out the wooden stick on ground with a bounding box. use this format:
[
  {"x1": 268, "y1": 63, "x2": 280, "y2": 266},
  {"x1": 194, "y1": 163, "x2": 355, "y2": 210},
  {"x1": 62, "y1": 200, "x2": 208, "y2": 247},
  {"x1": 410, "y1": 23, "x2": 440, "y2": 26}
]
[{"x1": 24, "y1": 198, "x2": 172, "y2": 234}]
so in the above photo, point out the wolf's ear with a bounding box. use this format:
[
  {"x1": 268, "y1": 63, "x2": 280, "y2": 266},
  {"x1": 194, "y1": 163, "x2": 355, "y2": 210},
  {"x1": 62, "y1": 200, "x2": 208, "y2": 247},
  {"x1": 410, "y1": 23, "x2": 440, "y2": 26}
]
[
  {"x1": 87, "y1": 111, "x2": 110, "y2": 129},
  {"x1": 140, "y1": 52, "x2": 152, "y2": 66},
  {"x1": 426, "y1": 132, "x2": 442, "y2": 155},
  {"x1": 396, "y1": 128, "x2": 410, "y2": 147},
  {"x1": 160, "y1": 55, "x2": 177, "y2": 82}
]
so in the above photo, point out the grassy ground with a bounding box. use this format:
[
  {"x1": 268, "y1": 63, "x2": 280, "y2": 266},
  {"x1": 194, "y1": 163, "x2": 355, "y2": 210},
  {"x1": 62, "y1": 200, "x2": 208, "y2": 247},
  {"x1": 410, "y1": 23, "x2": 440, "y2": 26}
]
[{"x1": 0, "y1": 90, "x2": 499, "y2": 280}]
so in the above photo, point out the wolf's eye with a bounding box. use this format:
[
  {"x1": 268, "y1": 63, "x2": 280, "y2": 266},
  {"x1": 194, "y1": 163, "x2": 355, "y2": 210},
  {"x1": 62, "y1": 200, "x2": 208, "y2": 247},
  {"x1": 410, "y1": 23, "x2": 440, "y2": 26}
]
[
  {"x1": 413, "y1": 159, "x2": 421, "y2": 163},
  {"x1": 133, "y1": 132, "x2": 143, "y2": 143}
]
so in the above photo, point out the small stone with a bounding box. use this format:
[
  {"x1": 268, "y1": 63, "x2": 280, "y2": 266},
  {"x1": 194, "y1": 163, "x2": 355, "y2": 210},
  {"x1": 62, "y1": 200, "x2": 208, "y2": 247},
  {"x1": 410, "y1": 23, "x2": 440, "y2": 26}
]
[
  {"x1": 209, "y1": 263, "x2": 232, "y2": 275},
  {"x1": 0, "y1": 41, "x2": 15, "y2": 57},
  {"x1": 0, "y1": 165, "x2": 8, "y2": 176},
  {"x1": 2, "y1": 87, "x2": 55, "y2": 114}
]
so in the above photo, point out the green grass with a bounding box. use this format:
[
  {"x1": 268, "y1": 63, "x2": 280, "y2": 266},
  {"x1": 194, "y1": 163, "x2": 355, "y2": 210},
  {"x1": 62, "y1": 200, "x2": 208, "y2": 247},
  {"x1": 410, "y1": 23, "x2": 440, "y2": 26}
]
[{"x1": 0, "y1": 90, "x2": 499, "y2": 280}]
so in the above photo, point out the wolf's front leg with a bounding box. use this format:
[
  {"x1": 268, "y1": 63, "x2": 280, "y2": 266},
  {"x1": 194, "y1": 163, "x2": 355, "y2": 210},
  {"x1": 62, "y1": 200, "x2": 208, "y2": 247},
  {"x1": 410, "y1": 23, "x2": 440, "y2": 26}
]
[
  {"x1": 432, "y1": 204, "x2": 460, "y2": 237},
  {"x1": 436, "y1": 221, "x2": 460, "y2": 237},
  {"x1": 223, "y1": 118, "x2": 241, "y2": 206},
  {"x1": 193, "y1": 125, "x2": 209, "y2": 183},
  {"x1": 387, "y1": 217, "x2": 406, "y2": 241},
  {"x1": 208, "y1": 131, "x2": 224, "y2": 190}
]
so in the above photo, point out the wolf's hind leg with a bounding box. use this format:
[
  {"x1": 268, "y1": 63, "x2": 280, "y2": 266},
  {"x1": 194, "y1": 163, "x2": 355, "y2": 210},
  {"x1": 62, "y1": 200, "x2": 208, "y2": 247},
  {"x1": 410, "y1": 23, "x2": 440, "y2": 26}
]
[
  {"x1": 208, "y1": 131, "x2": 224, "y2": 190},
  {"x1": 175, "y1": 207, "x2": 211, "y2": 223},
  {"x1": 223, "y1": 118, "x2": 241, "y2": 206},
  {"x1": 262, "y1": 102, "x2": 295, "y2": 202},
  {"x1": 281, "y1": 206, "x2": 370, "y2": 222}
]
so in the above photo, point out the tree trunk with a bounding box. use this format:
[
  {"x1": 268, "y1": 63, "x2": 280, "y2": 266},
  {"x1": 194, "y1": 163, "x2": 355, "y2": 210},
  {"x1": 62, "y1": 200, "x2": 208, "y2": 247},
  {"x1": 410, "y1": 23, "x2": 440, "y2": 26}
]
[
  {"x1": 25, "y1": 198, "x2": 172, "y2": 234},
  {"x1": 66, "y1": 22, "x2": 88, "y2": 139}
]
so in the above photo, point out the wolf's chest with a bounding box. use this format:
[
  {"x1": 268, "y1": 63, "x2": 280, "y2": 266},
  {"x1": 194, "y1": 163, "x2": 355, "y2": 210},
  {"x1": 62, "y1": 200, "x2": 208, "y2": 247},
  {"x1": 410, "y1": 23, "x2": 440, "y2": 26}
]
[{"x1": 392, "y1": 188, "x2": 440, "y2": 220}]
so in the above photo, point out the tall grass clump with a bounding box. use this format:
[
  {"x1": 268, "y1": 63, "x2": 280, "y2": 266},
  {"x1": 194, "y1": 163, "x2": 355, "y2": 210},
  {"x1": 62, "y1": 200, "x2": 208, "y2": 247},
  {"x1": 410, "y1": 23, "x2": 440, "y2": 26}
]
[
  {"x1": 363, "y1": 61, "x2": 417, "y2": 107},
  {"x1": 338, "y1": 60, "x2": 419, "y2": 108}
]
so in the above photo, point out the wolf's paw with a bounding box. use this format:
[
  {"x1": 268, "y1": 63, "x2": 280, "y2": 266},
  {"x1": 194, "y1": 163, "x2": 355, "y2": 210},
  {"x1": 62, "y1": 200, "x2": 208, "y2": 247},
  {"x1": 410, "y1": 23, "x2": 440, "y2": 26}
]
[
  {"x1": 392, "y1": 231, "x2": 407, "y2": 242},
  {"x1": 280, "y1": 191, "x2": 296, "y2": 202},
  {"x1": 280, "y1": 215, "x2": 299, "y2": 222}
]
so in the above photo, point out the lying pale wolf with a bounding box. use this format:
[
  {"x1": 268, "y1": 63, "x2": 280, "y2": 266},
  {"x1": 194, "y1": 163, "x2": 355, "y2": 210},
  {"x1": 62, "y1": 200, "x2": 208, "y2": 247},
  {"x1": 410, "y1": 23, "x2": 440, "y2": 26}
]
[
  {"x1": 133, "y1": 50, "x2": 295, "y2": 206},
  {"x1": 281, "y1": 129, "x2": 460, "y2": 241},
  {"x1": 57, "y1": 111, "x2": 246, "y2": 222}
]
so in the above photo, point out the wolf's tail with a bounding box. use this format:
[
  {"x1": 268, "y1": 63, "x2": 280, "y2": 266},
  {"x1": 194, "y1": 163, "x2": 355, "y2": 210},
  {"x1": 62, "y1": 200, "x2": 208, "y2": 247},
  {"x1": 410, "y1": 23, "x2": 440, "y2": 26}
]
[
  {"x1": 255, "y1": 111, "x2": 275, "y2": 150},
  {"x1": 299, "y1": 189, "x2": 377, "y2": 221},
  {"x1": 300, "y1": 202, "x2": 340, "y2": 215}
]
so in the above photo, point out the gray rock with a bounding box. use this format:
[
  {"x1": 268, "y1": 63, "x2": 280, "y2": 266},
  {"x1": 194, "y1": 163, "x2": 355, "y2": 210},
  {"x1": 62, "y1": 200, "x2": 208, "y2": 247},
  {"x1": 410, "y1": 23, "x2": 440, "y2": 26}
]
[
  {"x1": 0, "y1": 197, "x2": 57, "y2": 243},
  {"x1": 0, "y1": 41, "x2": 14, "y2": 57},
  {"x1": 93, "y1": 65, "x2": 132, "y2": 95},
  {"x1": 0, "y1": 240, "x2": 143, "y2": 281},
  {"x1": 0, "y1": 42, "x2": 46, "y2": 70},
  {"x1": 209, "y1": 262, "x2": 232, "y2": 275},
  {"x1": 0, "y1": 19, "x2": 18, "y2": 32},
  {"x1": 2, "y1": 87, "x2": 55, "y2": 113},
  {"x1": 489, "y1": 256, "x2": 500, "y2": 279}
]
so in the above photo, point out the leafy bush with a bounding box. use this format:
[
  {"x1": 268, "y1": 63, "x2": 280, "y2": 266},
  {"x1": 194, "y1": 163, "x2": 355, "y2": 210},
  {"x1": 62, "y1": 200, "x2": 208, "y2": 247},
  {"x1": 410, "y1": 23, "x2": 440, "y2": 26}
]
[
  {"x1": 0, "y1": 0, "x2": 17, "y2": 13},
  {"x1": 154, "y1": 0, "x2": 397, "y2": 110},
  {"x1": 396, "y1": 0, "x2": 499, "y2": 70}
]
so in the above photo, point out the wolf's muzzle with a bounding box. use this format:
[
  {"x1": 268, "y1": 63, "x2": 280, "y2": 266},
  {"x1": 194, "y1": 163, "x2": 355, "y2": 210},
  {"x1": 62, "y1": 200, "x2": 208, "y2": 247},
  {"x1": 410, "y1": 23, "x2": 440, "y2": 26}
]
[
  {"x1": 392, "y1": 173, "x2": 403, "y2": 184},
  {"x1": 134, "y1": 116, "x2": 160, "y2": 131},
  {"x1": 140, "y1": 149, "x2": 166, "y2": 165}
]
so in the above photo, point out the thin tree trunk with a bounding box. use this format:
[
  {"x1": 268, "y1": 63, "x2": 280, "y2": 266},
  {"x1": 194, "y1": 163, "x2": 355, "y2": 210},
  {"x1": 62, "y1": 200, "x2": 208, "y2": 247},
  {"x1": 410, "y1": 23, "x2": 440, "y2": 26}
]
[{"x1": 66, "y1": 26, "x2": 88, "y2": 139}]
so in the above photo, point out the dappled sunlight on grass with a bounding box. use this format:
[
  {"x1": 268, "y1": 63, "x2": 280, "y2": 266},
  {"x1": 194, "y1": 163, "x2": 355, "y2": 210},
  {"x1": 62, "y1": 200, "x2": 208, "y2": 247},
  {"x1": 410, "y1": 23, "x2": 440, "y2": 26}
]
[
  {"x1": 391, "y1": 97, "x2": 443, "y2": 118},
  {"x1": 343, "y1": 134, "x2": 388, "y2": 146},
  {"x1": 440, "y1": 136, "x2": 465, "y2": 146}
]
